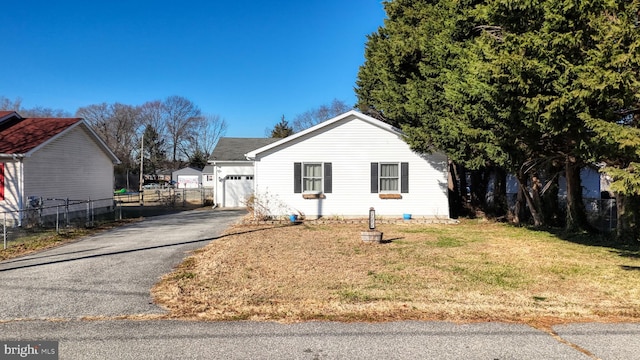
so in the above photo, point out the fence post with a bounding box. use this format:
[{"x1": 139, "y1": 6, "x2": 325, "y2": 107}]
[
  {"x1": 56, "y1": 205, "x2": 60, "y2": 234},
  {"x1": 39, "y1": 196, "x2": 44, "y2": 226},
  {"x1": 3, "y1": 212, "x2": 6, "y2": 250},
  {"x1": 65, "y1": 198, "x2": 70, "y2": 227}
]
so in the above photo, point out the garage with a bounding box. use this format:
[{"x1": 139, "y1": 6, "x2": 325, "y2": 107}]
[
  {"x1": 172, "y1": 167, "x2": 203, "y2": 189},
  {"x1": 177, "y1": 175, "x2": 199, "y2": 189},
  {"x1": 224, "y1": 175, "x2": 254, "y2": 207}
]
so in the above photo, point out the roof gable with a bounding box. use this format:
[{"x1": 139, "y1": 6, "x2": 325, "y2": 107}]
[
  {"x1": 246, "y1": 110, "x2": 403, "y2": 159},
  {"x1": 0, "y1": 116, "x2": 83, "y2": 155},
  {"x1": 0, "y1": 113, "x2": 120, "y2": 164},
  {"x1": 211, "y1": 137, "x2": 280, "y2": 161},
  {"x1": 0, "y1": 111, "x2": 21, "y2": 127}
]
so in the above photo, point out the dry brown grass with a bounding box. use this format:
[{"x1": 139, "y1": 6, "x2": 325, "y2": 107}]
[{"x1": 152, "y1": 219, "x2": 640, "y2": 326}]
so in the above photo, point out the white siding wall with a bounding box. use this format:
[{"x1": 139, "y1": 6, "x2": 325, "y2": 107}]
[
  {"x1": 0, "y1": 160, "x2": 23, "y2": 223},
  {"x1": 213, "y1": 163, "x2": 255, "y2": 206},
  {"x1": 254, "y1": 117, "x2": 449, "y2": 218},
  {"x1": 23, "y1": 126, "x2": 115, "y2": 202}
]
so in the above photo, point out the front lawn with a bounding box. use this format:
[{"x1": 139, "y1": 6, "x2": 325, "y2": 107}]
[{"x1": 152, "y1": 219, "x2": 640, "y2": 326}]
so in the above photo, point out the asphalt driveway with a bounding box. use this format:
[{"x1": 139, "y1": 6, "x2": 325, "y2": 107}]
[{"x1": 0, "y1": 209, "x2": 245, "y2": 320}]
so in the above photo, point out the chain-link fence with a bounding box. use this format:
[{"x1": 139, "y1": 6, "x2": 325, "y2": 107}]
[
  {"x1": 2, "y1": 197, "x2": 118, "y2": 249},
  {"x1": 2, "y1": 188, "x2": 216, "y2": 250}
]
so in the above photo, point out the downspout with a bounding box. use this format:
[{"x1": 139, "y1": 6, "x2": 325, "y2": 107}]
[
  {"x1": 245, "y1": 153, "x2": 257, "y2": 217},
  {"x1": 212, "y1": 162, "x2": 219, "y2": 208}
]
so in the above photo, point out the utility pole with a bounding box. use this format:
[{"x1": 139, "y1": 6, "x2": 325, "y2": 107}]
[{"x1": 139, "y1": 131, "x2": 144, "y2": 206}]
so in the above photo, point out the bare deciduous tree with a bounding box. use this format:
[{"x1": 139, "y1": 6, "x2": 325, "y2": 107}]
[
  {"x1": 76, "y1": 103, "x2": 141, "y2": 169},
  {"x1": 291, "y1": 99, "x2": 352, "y2": 132},
  {"x1": 186, "y1": 113, "x2": 228, "y2": 161},
  {"x1": 162, "y1": 95, "x2": 202, "y2": 164},
  {"x1": 0, "y1": 96, "x2": 70, "y2": 117}
]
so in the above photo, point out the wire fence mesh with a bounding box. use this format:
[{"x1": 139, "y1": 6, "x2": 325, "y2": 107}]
[{"x1": 2, "y1": 188, "x2": 216, "y2": 250}]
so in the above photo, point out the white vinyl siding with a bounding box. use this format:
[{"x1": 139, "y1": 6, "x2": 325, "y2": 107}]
[
  {"x1": 211, "y1": 162, "x2": 255, "y2": 207},
  {"x1": 23, "y1": 126, "x2": 114, "y2": 202},
  {"x1": 252, "y1": 113, "x2": 449, "y2": 218}
]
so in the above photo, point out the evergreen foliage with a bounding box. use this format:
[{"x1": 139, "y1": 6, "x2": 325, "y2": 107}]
[{"x1": 357, "y1": 0, "x2": 640, "y2": 238}]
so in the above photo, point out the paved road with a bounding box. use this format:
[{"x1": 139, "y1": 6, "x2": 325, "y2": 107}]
[
  {"x1": 1, "y1": 320, "x2": 639, "y2": 359},
  {"x1": 0, "y1": 209, "x2": 244, "y2": 319},
  {"x1": 1, "y1": 208, "x2": 639, "y2": 359}
]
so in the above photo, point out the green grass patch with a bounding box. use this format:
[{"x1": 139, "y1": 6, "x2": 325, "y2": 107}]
[
  {"x1": 431, "y1": 236, "x2": 463, "y2": 248},
  {"x1": 337, "y1": 288, "x2": 375, "y2": 302},
  {"x1": 367, "y1": 270, "x2": 400, "y2": 285},
  {"x1": 450, "y1": 263, "x2": 528, "y2": 290}
]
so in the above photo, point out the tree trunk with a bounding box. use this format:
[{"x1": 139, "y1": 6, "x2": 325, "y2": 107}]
[
  {"x1": 565, "y1": 159, "x2": 593, "y2": 232},
  {"x1": 515, "y1": 171, "x2": 543, "y2": 227},
  {"x1": 447, "y1": 161, "x2": 461, "y2": 219},
  {"x1": 469, "y1": 168, "x2": 489, "y2": 214},
  {"x1": 490, "y1": 167, "x2": 508, "y2": 218},
  {"x1": 542, "y1": 165, "x2": 561, "y2": 227},
  {"x1": 455, "y1": 165, "x2": 471, "y2": 217},
  {"x1": 616, "y1": 193, "x2": 640, "y2": 243}
]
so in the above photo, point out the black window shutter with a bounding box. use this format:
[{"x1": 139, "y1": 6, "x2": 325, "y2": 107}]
[
  {"x1": 371, "y1": 162, "x2": 378, "y2": 193},
  {"x1": 401, "y1": 162, "x2": 409, "y2": 193},
  {"x1": 294, "y1": 162, "x2": 302, "y2": 193},
  {"x1": 324, "y1": 163, "x2": 332, "y2": 193}
]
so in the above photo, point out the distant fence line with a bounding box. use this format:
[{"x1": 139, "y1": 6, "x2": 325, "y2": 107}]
[
  {"x1": 2, "y1": 188, "x2": 215, "y2": 250},
  {"x1": 114, "y1": 188, "x2": 214, "y2": 207}
]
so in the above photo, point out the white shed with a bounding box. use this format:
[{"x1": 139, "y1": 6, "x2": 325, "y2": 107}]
[{"x1": 245, "y1": 110, "x2": 450, "y2": 219}]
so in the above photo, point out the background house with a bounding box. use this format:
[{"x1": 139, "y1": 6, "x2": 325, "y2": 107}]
[
  {"x1": 209, "y1": 137, "x2": 279, "y2": 208},
  {"x1": 0, "y1": 111, "x2": 120, "y2": 226},
  {"x1": 245, "y1": 110, "x2": 450, "y2": 219},
  {"x1": 172, "y1": 167, "x2": 203, "y2": 189}
]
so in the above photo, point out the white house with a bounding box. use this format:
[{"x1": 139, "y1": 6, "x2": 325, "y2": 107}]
[
  {"x1": 245, "y1": 110, "x2": 450, "y2": 219},
  {"x1": 209, "y1": 137, "x2": 279, "y2": 207},
  {"x1": 0, "y1": 111, "x2": 120, "y2": 226}
]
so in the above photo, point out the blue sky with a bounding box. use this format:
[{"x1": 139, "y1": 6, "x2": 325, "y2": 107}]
[{"x1": 0, "y1": 1, "x2": 386, "y2": 137}]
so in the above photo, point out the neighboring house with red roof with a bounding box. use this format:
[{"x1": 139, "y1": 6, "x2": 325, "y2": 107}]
[{"x1": 0, "y1": 111, "x2": 120, "y2": 226}]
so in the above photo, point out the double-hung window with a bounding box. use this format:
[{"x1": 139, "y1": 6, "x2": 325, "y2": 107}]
[
  {"x1": 303, "y1": 163, "x2": 322, "y2": 192},
  {"x1": 379, "y1": 163, "x2": 399, "y2": 192},
  {"x1": 293, "y1": 162, "x2": 332, "y2": 194},
  {"x1": 371, "y1": 162, "x2": 409, "y2": 194}
]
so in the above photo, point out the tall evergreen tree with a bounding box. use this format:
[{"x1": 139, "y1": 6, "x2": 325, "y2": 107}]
[{"x1": 357, "y1": 0, "x2": 640, "y2": 235}]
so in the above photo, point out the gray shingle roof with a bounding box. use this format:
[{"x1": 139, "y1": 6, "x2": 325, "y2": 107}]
[{"x1": 210, "y1": 137, "x2": 280, "y2": 161}]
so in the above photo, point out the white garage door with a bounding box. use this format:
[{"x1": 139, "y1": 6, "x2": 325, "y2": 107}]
[
  {"x1": 224, "y1": 175, "x2": 254, "y2": 207},
  {"x1": 177, "y1": 175, "x2": 199, "y2": 189}
]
